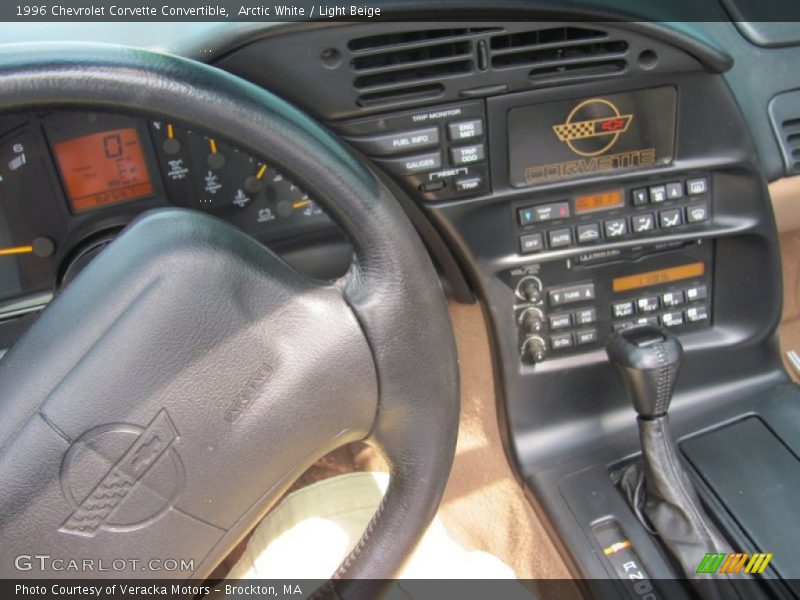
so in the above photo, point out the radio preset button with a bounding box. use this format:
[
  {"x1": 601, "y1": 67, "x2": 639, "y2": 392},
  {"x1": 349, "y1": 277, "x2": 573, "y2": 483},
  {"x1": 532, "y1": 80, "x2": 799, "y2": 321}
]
[
  {"x1": 550, "y1": 332, "x2": 574, "y2": 351},
  {"x1": 631, "y1": 213, "x2": 656, "y2": 233},
  {"x1": 659, "y1": 208, "x2": 683, "y2": 229},
  {"x1": 549, "y1": 313, "x2": 572, "y2": 330},
  {"x1": 548, "y1": 228, "x2": 573, "y2": 248},
  {"x1": 687, "y1": 177, "x2": 709, "y2": 195},
  {"x1": 666, "y1": 182, "x2": 684, "y2": 199},
  {"x1": 637, "y1": 297, "x2": 660, "y2": 313},
  {"x1": 686, "y1": 202, "x2": 709, "y2": 223},
  {"x1": 649, "y1": 185, "x2": 667, "y2": 203},
  {"x1": 520, "y1": 233, "x2": 544, "y2": 254},
  {"x1": 612, "y1": 301, "x2": 635, "y2": 318},
  {"x1": 574, "y1": 307, "x2": 597, "y2": 325},
  {"x1": 447, "y1": 119, "x2": 483, "y2": 141},
  {"x1": 576, "y1": 223, "x2": 601, "y2": 243},
  {"x1": 604, "y1": 218, "x2": 628, "y2": 238},
  {"x1": 450, "y1": 143, "x2": 485, "y2": 165},
  {"x1": 575, "y1": 329, "x2": 598, "y2": 345},
  {"x1": 549, "y1": 283, "x2": 595, "y2": 307},
  {"x1": 685, "y1": 285, "x2": 708, "y2": 302}
]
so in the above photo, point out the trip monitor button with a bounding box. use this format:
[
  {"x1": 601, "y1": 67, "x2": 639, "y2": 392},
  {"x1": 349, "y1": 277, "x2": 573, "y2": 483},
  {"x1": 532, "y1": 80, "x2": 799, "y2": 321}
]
[
  {"x1": 354, "y1": 126, "x2": 440, "y2": 156},
  {"x1": 450, "y1": 143, "x2": 485, "y2": 166},
  {"x1": 447, "y1": 119, "x2": 484, "y2": 141}
]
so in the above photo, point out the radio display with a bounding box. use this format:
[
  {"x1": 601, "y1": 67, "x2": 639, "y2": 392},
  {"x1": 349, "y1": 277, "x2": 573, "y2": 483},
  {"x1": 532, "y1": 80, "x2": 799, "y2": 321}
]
[
  {"x1": 613, "y1": 262, "x2": 705, "y2": 293},
  {"x1": 507, "y1": 86, "x2": 677, "y2": 188},
  {"x1": 575, "y1": 189, "x2": 624, "y2": 214},
  {"x1": 53, "y1": 128, "x2": 154, "y2": 213}
]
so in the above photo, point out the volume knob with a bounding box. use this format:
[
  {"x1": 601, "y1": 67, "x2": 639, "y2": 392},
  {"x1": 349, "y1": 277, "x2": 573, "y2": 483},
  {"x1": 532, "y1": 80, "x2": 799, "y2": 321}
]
[{"x1": 516, "y1": 276, "x2": 543, "y2": 304}]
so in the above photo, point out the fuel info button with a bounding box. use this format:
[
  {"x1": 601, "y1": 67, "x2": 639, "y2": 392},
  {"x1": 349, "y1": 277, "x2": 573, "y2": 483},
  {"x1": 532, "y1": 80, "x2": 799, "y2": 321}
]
[{"x1": 354, "y1": 127, "x2": 439, "y2": 156}]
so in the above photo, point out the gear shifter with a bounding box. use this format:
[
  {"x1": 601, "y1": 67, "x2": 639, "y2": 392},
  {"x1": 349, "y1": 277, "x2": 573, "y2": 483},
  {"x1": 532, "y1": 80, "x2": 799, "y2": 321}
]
[{"x1": 607, "y1": 324, "x2": 742, "y2": 596}]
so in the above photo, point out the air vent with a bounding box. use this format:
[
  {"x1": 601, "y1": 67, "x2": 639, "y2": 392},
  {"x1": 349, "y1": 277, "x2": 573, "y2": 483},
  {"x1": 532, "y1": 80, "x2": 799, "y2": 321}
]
[
  {"x1": 489, "y1": 26, "x2": 628, "y2": 84},
  {"x1": 348, "y1": 28, "x2": 498, "y2": 108},
  {"x1": 782, "y1": 118, "x2": 800, "y2": 173}
]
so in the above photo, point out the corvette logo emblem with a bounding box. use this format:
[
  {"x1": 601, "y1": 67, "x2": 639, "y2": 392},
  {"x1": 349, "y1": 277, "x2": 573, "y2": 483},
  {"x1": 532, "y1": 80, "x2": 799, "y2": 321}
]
[
  {"x1": 553, "y1": 98, "x2": 634, "y2": 157},
  {"x1": 59, "y1": 410, "x2": 183, "y2": 537}
]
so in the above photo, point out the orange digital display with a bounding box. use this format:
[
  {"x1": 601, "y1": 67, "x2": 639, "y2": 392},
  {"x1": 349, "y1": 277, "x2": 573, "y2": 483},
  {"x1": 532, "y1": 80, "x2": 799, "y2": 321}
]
[
  {"x1": 613, "y1": 262, "x2": 705, "y2": 293},
  {"x1": 53, "y1": 128, "x2": 153, "y2": 213},
  {"x1": 574, "y1": 189, "x2": 624, "y2": 214}
]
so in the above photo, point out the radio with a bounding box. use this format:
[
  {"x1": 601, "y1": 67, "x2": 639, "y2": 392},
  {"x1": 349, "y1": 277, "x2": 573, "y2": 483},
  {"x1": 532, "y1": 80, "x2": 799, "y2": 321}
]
[{"x1": 507, "y1": 241, "x2": 713, "y2": 364}]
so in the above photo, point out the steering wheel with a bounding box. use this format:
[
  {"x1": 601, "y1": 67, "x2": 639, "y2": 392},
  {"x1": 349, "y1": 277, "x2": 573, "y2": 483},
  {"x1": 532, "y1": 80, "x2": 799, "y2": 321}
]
[{"x1": 0, "y1": 44, "x2": 459, "y2": 594}]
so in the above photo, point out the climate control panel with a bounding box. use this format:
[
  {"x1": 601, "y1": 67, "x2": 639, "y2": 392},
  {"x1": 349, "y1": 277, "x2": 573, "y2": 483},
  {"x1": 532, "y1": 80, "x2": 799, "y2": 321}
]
[{"x1": 506, "y1": 241, "x2": 713, "y2": 364}]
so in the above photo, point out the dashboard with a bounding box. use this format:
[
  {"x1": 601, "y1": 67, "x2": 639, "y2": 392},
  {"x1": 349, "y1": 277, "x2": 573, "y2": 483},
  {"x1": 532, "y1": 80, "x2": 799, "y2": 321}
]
[
  {"x1": 0, "y1": 11, "x2": 799, "y2": 588},
  {"x1": 0, "y1": 110, "x2": 335, "y2": 324}
]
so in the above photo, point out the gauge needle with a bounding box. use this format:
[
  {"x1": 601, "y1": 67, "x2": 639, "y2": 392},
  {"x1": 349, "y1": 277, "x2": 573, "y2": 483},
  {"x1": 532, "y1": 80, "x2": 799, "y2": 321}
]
[{"x1": 0, "y1": 245, "x2": 34, "y2": 256}]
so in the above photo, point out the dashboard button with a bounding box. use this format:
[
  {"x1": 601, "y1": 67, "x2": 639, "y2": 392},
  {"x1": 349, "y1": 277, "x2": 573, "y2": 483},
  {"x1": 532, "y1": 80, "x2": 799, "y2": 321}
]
[
  {"x1": 661, "y1": 311, "x2": 685, "y2": 328},
  {"x1": 520, "y1": 233, "x2": 544, "y2": 254},
  {"x1": 604, "y1": 218, "x2": 628, "y2": 238},
  {"x1": 450, "y1": 143, "x2": 485, "y2": 165},
  {"x1": 550, "y1": 332, "x2": 574, "y2": 351},
  {"x1": 523, "y1": 202, "x2": 570, "y2": 223},
  {"x1": 549, "y1": 283, "x2": 595, "y2": 307},
  {"x1": 636, "y1": 297, "x2": 660, "y2": 313},
  {"x1": 447, "y1": 119, "x2": 484, "y2": 141},
  {"x1": 612, "y1": 301, "x2": 635, "y2": 318},
  {"x1": 685, "y1": 305, "x2": 709, "y2": 323},
  {"x1": 666, "y1": 182, "x2": 684, "y2": 200},
  {"x1": 649, "y1": 185, "x2": 667, "y2": 203},
  {"x1": 631, "y1": 213, "x2": 656, "y2": 234},
  {"x1": 632, "y1": 188, "x2": 649, "y2": 206},
  {"x1": 549, "y1": 313, "x2": 572, "y2": 330},
  {"x1": 661, "y1": 291, "x2": 684, "y2": 308},
  {"x1": 685, "y1": 285, "x2": 708, "y2": 302},
  {"x1": 659, "y1": 208, "x2": 683, "y2": 228},
  {"x1": 548, "y1": 228, "x2": 573, "y2": 248},
  {"x1": 687, "y1": 177, "x2": 709, "y2": 195},
  {"x1": 378, "y1": 151, "x2": 442, "y2": 175},
  {"x1": 634, "y1": 315, "x2": 659, "y2": 326},
  {"x1": 353, "y1": 126, "x2": 439, "y2": 156},
  {"x1": 575, "y1": 328, "x2": 598, "y2": 345},
  {"x1": 686, "y1": 202, "x2": 709, "y2": 223},
  {"x1": 454, "y1": 176, "x2": 483, "y2": 193},
  {"x1": 576, "y1": 223, "x2": 601, "y2": 243},
  {"x1": 419, "y1": 180, "x2": 445, "y2": 193},
  {"x1": 574, "y1": 307, "x2": 597, "y2": 325}
]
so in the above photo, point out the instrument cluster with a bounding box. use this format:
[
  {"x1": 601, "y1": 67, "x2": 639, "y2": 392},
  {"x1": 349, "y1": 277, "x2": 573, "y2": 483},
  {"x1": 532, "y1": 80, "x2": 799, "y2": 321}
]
[{"x1": 0, "y1": 111, "x2": 335, "y2": 319}]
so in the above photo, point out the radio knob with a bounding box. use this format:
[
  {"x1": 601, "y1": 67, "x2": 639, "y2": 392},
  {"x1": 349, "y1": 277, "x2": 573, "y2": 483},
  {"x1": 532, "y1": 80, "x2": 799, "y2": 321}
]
[
  {"x1": 521, "y1": 308, "x2": 545, "y2": 334},
  {"x1": 516, "y1": 276, "x2": 543, "y2": 304},
  {"x1": 523, "y1": 336, "x2": 547, "y2": 363}
]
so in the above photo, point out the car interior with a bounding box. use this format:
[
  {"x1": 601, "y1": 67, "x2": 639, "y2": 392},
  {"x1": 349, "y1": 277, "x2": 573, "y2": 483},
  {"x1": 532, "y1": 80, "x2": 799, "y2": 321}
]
[{"x1": 1, "y1": 4, "x2": 800, "y2": 599}]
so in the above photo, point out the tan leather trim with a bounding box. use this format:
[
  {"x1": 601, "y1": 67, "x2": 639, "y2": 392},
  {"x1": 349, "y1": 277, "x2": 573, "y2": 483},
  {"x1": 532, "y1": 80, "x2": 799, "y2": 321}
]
[{"x1": 770, "y1": 176, "x2": 800, "y2": 233}]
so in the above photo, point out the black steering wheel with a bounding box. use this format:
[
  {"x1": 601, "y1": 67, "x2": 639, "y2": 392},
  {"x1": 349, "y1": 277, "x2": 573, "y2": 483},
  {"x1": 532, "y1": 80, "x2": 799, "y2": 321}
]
[{"x1": 0, "y1": 43, "x2": 459, "y2": 594}]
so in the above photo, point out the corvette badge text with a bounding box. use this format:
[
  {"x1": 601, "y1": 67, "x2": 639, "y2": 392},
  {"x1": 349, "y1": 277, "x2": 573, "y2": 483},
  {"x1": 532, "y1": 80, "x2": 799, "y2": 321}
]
[{"x1": 524, "y1": 97, "x2": 656, "y2": 185}]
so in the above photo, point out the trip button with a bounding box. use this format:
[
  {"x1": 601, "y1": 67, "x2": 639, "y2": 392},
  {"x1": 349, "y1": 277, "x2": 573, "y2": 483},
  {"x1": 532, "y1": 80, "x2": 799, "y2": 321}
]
[
  {"x1": 354, "y1": 126, "x2": 439, "y2": 156},
  {"x1": 447, "y1": 119, "x2": 483, "y2": 141},
  {"x1": 520, "y1": 233, "x2": 544, "y2": 254},
  {"x1": 636, "y1": 297, "x2": 660, "y2": 313},
  {"x1": 378, "y1": 151, "x2": 442, "y2": 175},
  {"x1": 548, "y1": 228, "x2": 573, "y2": 249},
  {"x1": 549, "y1": 283, "x2": 595, "y2": 307},
  {"x1": 455, "y1": 177, "x2": 483, "y2": 193},
  {"x1": 450, "y1": 143, "x2": 485, "y2": 165},
  {"x1": 550, "y1": 332, "x2": 574, "y2": 351}
]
